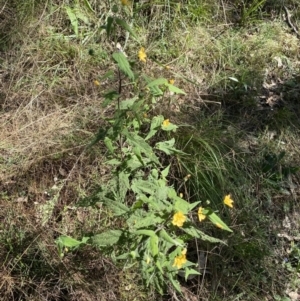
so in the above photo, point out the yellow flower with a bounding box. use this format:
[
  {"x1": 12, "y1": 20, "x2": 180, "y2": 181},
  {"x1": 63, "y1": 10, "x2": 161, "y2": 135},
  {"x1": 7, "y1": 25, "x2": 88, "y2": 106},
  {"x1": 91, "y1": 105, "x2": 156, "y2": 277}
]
[
  {"x1": 169, "y1": 79, "x2": 175, "y2": 85},
  {"x1": 165, "y1": 65, "x2": 170, "y2": 70},
  {"x1": 162, "y1": 119, "x2": 170, "y2": 127},
  {"x1": 93, "y1": 80, "x2": 100, "y2": 86},
  {"x1": 121, "y1": 0, "x2": 130, "y2": 5},
  {"x1": 138, "y1": 47, "x2": 147, "y2": 63},
  {"x1": 173, "y1": 248, "x2": 187, "y2": 269},
  {"x1": 223, "y1": 194, "x2": 234, "y2": 208},
  {"x1": 172, "y1": 211, "x2": 186, "y2": 227},
  {"x1": 198, "y1": 207, "x2": 206, "y2": 222},
  {"x1": 146, "y1": 256, "x2": 151, "y2": 264}
]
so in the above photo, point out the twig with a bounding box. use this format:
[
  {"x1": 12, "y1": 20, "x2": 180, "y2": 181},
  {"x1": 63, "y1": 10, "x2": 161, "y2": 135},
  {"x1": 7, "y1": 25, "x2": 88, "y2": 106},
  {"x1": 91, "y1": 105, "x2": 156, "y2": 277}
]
[{"x1": 283, "y1": 6, "x2": 300, "y2": 39}]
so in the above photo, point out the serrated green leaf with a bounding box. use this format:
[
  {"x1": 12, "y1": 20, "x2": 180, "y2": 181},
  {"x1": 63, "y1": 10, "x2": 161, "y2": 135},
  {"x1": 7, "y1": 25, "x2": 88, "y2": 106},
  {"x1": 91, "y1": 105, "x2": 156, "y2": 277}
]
[
  {"x1": 122, "y1": 130, "x2": 160, "y2": 165},
  {"x1": 103, "y1": 198, "x2": 129, "y2": 216},
  {"x1": 127, "y1": 210, "x2": 164, "y2": 229},
  {"x1": 168, "y1": 274, "x2": 181, "y2": 293},
  {"x1": 112, "y1": 52, "x2": 134, "y2": 80},
  {"x1": 92, "y1": 230, "x2": 123, "y2": 246}
]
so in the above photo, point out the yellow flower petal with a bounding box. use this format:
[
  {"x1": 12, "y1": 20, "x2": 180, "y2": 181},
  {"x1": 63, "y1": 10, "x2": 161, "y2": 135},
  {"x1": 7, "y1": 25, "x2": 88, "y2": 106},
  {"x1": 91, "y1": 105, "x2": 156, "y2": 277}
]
[
  {"x1": 173, "y1": 251, "x2": 187, "y2": 269},
  {"x1": 93, "y1": 80, "x2": 100, "y2": 86},
  {"x1": 138, "y1": 47, "x2": 147, "y2": 63},
  {"x1": 121, "y1": 0, "x2": 130, "y2": 5},
  {"x1": 162, "y1": 119, "x2": 170, "y2": 127},
  {"x1": 172, "y1": 211, "x2": 186, "y2": 227},
  {"x1": 223, "y1": 194, "x2": 234, "y2": 208},
  {"x1": 169, "y1": 79, "x2": 175, "y2": 85},
  {"x1": 198, "y1": 207, "x2": 206, "y2": 222}
]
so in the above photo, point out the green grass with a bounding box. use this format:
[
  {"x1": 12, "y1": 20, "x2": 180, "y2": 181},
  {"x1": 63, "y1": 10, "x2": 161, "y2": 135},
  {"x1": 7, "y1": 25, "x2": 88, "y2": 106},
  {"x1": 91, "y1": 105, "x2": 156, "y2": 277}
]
[{"x1": 0, "y1": 0, "x2": 300, "y2": 300}]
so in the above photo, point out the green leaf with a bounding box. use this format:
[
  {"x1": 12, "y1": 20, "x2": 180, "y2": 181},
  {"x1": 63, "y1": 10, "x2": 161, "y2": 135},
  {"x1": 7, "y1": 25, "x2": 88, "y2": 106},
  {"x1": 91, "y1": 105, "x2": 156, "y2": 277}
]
[
  {"x1": 168, "y1": 274, "x2": 181, "y2": 293},
  {"x1": 159, "y1": 229, "x2": 183, "y2": 246},
  {"x1": 83, "y1": 0, "x2": 95, "y2": 12},
  {"x1": 104, "y1": 136, "x2": 115, "y2": 154},
  {"x1": 119, "y1": 97, "x2": 138, "y2": 110},
  {"x1": 174, "y1": 197, "x2": 191, "y2": 215},
  {"x1": 102, "y1": 90, "x2": 119, "y2": 108},
  {"x1": 145, "y1": 115, "x2": 164, "y2": 140},
  {"x1": 56, "y1": 235, "x2": 84, "y2": 248},
  {"x1": 65, "y1": 7, "x2": 78, "y2": 36},
  {"x1": 155, "y1": 186, "x2": 169, "y2": 202},
  {"x1": 155, "y1": 139, "x2": 185, "y2": 155},
  {"x1": 146, "y1": 78, "x2": 168, "y2": 88},
  {"x1": 183, "y1": 268, "x2": 201, "y2": 281},
  {"x1": 161, "y1": 122, "x2": 178, "y2": 132},
  {"x1": 133, "y1": 147, "x2": 144, "y2": 165},
  {"x1": 122, "y1": 130, "x2": 160, "y2": 165},
  {"x1": 103, "y1": 198, "x2": 129, "y2": 216},
  {"x1": 166, "y1": 84, "x2": 186, "y2": 95},
  {"x1": 161, "y1": 165, "x2": 170, "y2": 179},
  {"x1": 106, "y1": 16, "x2": 114, "y2": 38},
  {"x1": 156, "y1": 260, "x2": 164, "y2": 274},
  {"x1": 101, "y1": 70, "x2": 115, "y2": 80},
  {"x1": 92, "y1": 230, "x2": 123, "y2": 246},
  {"x1": 114, "y1": 17, "x2": 138, "y2": 40},
  {"x1": 207, "y1": 211, "x2": 233, "y2": 232},
  {"x1": 182, "y1": 226, "x2": 225, "y2": 243},
  {"x1": 134, "y1": 229, "x2": 156, "y2": 237},
  {"x1": 74, "y1": 6, "x2": 89, "y2": 24},
  {"x1": 150, "y1": 235, "x2": 159, "y2": 256},
  {"x1": 189, "y1": 201, "x2": 201, "y2": 211},
  {"x1": 112, "y1": 52, "x2": 134, "y2": 80},
  {"x1": 106, "y1": 159, "x2": 121, "y2": 165},
  {"x1": 131, "y1": 179, "x2": 156, "y2": 195},
  {"x1": 127, "y1": 210, "x2": 164, "y2": 229}
]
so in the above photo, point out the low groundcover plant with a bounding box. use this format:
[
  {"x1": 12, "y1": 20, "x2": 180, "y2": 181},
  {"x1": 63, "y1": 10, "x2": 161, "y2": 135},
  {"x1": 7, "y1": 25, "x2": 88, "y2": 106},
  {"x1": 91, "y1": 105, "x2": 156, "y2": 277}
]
[{"x1": 56, "y1": 3, "x2": 234, "y2": 294}]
